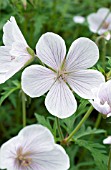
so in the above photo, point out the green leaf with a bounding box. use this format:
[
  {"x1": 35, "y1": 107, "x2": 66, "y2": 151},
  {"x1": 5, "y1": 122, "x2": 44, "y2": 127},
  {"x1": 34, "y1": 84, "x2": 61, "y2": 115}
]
[{"x1": 76, "y1": 139, "x2": 108, "y2": 170}]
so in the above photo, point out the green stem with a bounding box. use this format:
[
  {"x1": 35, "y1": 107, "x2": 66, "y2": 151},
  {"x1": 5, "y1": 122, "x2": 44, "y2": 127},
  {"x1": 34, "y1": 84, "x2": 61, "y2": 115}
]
[
  {"x1": 22, "y1": 91, "x2": 26, "y2": 127},
  {"x1": 101, "y1": 38, "x2": 106, "y2": 71},
  {"x1": 108, "y1": 146, "x2": 111, "y2": 170},
  {"x1": 56, "y1": 117, "x2": 64, "y2": 140},
  {"x1": 65, "y1": 105, "x2": 93, "y2": 143},
  {"x1": 95, "y1": 113, "x2": 102, "y2": 129}
]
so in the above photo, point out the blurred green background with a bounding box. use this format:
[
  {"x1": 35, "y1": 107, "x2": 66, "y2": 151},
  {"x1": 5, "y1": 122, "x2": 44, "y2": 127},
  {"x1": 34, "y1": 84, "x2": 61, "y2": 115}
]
[{"x1": 0, "y1": 0, "x2": 111, "y2": 170}]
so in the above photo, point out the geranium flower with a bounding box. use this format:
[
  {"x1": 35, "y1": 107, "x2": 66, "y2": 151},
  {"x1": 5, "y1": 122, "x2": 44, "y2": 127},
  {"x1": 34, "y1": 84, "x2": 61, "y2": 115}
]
[
  {"x1": 22, "y1": 32, "x2": 105, "y2": 118},
  {"x1": 87, "y1": 8, "x2": 111, "y2": 35},
  {"x1": 90, "y1": 80, "x2": 111, "y2": 118},
  {"x1": 0, "y1": 16, "x2": 33, "y2": 84},
  {"x1": 73, "y1": 15, "x2": 85, "y2": 24},
  {"x1": 0, "y1": 124, "x2": 70, "y2": 170},
  {"x1": 103, "y1": 136, "x2": 111, "y2": 144}
]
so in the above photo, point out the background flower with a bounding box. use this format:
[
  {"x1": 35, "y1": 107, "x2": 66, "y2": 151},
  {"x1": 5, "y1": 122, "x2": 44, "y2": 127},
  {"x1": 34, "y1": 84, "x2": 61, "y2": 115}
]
[
  {"x1": 22, "y1": 32, "x2": 105, "y2": 118},
  {"x1": 73, "y1": 16, "x2": 85, "y2": 24},
  {"x1": 0, "y1": 124, "x2": 70, "y2": 170},
  {"x1": 89, "y1": 80, "x2": 111, "y2": 118},
  {"x1": 87, "y1": 8, "x2": 111, "y2": 35},
  {"x1": 103, "y1": 136, "x2": 111, "y2": 144},
  {"x1": 0, "y1": 16, "x2": 32, "y2": 84}
]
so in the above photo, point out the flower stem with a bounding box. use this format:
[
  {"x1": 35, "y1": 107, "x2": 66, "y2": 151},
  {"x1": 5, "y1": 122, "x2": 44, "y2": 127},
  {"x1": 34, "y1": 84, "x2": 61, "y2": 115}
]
[
  {"x1": 56, "y1": 117, "x2": 64, "y2": 140},
  {"x1": 22, "y1": 91, "x2": 26, "y2": 127},
  {"x1": 108, "y1": 146, "x2": 111, "y2": 170},
  {"x1": 95, "y1": 113, "x2": 102, "y2": 129},
  {"x1": 65, "y1": 105, "x2": 93, "y2": 143}
]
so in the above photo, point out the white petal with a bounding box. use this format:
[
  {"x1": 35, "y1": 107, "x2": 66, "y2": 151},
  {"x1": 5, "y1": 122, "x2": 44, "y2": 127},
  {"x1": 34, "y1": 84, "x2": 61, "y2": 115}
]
[
  {"x1": 65, "y1": 38, "x2": 99, "y2": 71},
  {"x1": 87, "y1": 8, "x2": 110, "y2": 34},
  {"x1": 73, "y1": 16, "x2": 85, "y2": 24},
  {"x1": 22, "y1": 65, "x2": 56, "y2": 97},
  {"x1": 36, "y1": 32, "x2": 66, "y2": 71},
  {"x1": 67, "y1": 69, "x2": 105, "y2": 99},
  {"x1": 3, "y1": 16, "x2": 27, "y2": 46},
  {"x1": 98, "y1": 80, "x2": 111, "y2": 105},
  {"x1": 89, "y1": 99, "x2": 111, "y2": 115},
  {"x1": 0, "y1": 136, "x2": 22, "y2": 169},
  {"x1": 103, "y1": 136, "x2": 111, "y2": 144},
  {"x1": 18, "y1": 124, "x2": 55, "y2": 152},
  {"x1": 45, "y1": 79, "x2": 77, "y2": 118},
  {"x1": 30, "y1": 144, "x2": 70, "y2": 170}
]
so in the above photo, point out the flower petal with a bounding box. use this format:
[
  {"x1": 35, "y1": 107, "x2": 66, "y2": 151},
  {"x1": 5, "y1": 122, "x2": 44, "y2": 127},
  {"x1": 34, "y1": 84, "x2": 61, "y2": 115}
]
[
  {"x1": 0, "y1": 136, "x2": 22, "y2": 169},
  {"x1": 3, "y1": 16, "x2": 27, "y2": 46},
  {"x1": 30, "y1": 144, "x2": 70, "y2": 170},
  {"x1": 87, "y1": 8, "x2": 110, "y2": 34},
  {"x1": 98, "y1": 80, "x2": 111, "y2": 105},
  {"x1": 65, "y1": 38, "x2": 99, "y2": 71},
  {"x1": 103, "y1": 136, "x2": 111, "y2": 144},
  {"x1": 18, "y1": 124, "x2": 55, "y2": 152},
  {"x1": 89, "y1": 99, "x2": 111, "y2": 115},
  {"x1": 45, "y1": 79, "x2": 77, "y2": 118},
  {"x1": 36, "y1": 32, "x2": 66, "y2": 71},
  {"x1": 67, "y1": 69, "x2": 105, "y2": 99},
  {"x1": 22, "y1": 65, "x2": 56, "y2": 97}
]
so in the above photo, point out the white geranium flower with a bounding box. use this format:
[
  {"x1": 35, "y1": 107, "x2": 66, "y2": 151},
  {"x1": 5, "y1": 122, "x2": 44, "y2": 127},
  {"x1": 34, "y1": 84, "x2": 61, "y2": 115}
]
[
  {"x1": 0, "y1": 124, "x2": 70, "y2": 170},
  {"x1": 22, "y1": 32, "x2": 105, "y2": 118},
  {"x1": 73, "y1": 16, "x2": 85, "y2": 24},
  {"x1": 89, "y1": 80, "x2": 111, "y2": 118},
  {"x1": 103, "y1": 136, "x2": 111, "y2": 144},
  {"x1": 87, "y1": 8, "x2": 111, "y2": 35},
  {"x1": 0, "y1": 16, "x2": 33, "y2": 84}
]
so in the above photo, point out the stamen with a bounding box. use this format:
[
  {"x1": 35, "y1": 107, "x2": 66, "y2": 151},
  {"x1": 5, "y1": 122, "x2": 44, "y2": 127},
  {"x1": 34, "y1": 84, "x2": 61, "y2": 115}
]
[{"x1": 102, "y1": 22, "x2": 109, "y2": 29}]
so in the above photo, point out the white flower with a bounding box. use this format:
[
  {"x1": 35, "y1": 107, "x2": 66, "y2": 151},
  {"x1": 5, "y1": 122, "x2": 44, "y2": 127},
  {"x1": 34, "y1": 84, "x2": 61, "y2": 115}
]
[
  {"x1": 21, "y1": 32, "x2": 105, "y2": 118},
  {"x1": 73, "y1": 16, "x2": 85, "y2": 24},
  {"x1": 103, "y1": 136, "x2": 111, "y2": 144},
  {"x1": 89, "y1": 80, "x2": 111, "y2": 118},
  {"x1": 0, "y1": 16, "x2": 33, "y2": 84},
  {"x1": 0, "y1": 124, "x2": 70, "y2": 170},
  {"x1": 87, "y1": 8, "x2": 111, "y2": 35}
]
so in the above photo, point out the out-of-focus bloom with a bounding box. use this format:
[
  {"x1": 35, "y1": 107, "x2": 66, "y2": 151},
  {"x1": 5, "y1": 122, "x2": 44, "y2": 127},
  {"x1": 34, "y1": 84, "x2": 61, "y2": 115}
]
[
  {"x1": 0, "y1": 16, "x2": 33, "y2": 84},
  {"x1": 104, "y1": 31, "x2": 111, "y2": 40},
  {"x1": 73, "y1": 16, "x2": 85, "y2": 24},
  {"x1": 87, "y1": 8, "x2": 111, "y2": 35},
  {"x1": 0, "y1": 124, "x2": 70, "y2": 170},
  {"x1": 90, "y1": 80, "x2": 111, "y2": 118},
  {"x1": 103, "y1": 136, "x2": 111, "y2": 144},
  {"x1": 22, "y1": 32, "x2": 105, "y2": 118}
]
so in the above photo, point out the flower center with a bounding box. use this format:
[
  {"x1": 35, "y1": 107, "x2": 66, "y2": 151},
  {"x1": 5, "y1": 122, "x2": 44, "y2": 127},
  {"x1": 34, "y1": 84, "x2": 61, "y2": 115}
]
[
  {"x1": 102, "y1": 21, "x2": 109, "y2": 29},
  {"x1": 16, "y1": 147, "x2": 32, "y2": 167},
  {"x1": 57, "y1": 70, "x2": 68, "y2": 82}
]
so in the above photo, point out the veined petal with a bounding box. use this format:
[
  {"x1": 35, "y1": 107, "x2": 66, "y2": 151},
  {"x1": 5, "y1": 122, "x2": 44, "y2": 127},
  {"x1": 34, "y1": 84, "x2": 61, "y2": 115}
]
[
  {"x1": 65, "y1": 38, "x2": 99, "y2": 71},
  {"x1": 98, "y1": 80, "x2": 111, "y2": 105},
  {"x1": 31, "y1": 144, "x2": 70, "y2": 170},
  {"x1": 45, "y1": 79, "x2": 77, "y2": 118},
  {"x1": 0, "y1": 136, "x2": 22, "y2": 169},
  {"x1": 18, "y1": 125, "x2": 55, "y2": 152},
  {"x1": 89, "y1": 99, "x2": 111, "y2": 115},
  {"x1": 22, "y1": 65, "x2": 56, "y2": 98},
  {"x1": 36, "y1": 32, "x2": 66, "y2": 71},
  {"x1": 3, "y1": 16, "x2": 27, "y2": 46},
  {"x1": 67, "y1": 69, "x2": 105, "y2": 99}
]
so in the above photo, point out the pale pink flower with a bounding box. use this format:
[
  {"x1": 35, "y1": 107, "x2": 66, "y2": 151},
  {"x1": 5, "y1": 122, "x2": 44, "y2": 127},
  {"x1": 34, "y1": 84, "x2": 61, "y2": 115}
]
[
  {"x1": 103, "y1": 136, "x2": 111, "y2": 144},
  {"x1": 0, "y1": 16, "x2": 32, "y2": 84},
  {"x1": 90, "y1": 80, "x2": 111, "y2": 118},
  {"x1": 22, "y1": 32, "x2": 105, "y2": 118},
  {"x1": 0, "y1": 124, "x2": 70, "y2": 170},
  {"x1": 87, "y1": 8, "x2": 111, "y2": 35}
]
